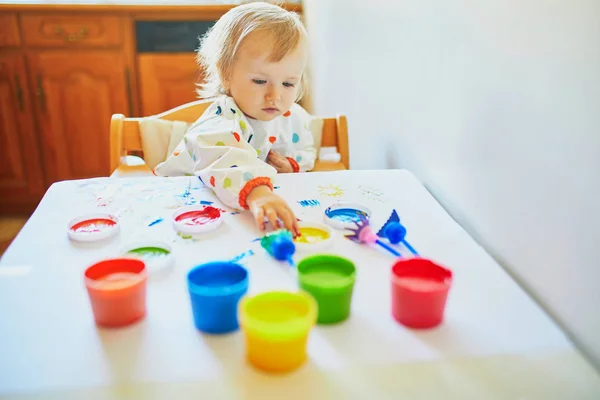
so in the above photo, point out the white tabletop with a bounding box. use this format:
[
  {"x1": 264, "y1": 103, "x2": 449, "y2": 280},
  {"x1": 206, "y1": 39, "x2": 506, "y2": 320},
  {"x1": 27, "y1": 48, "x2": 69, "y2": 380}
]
[{"x1": 1, "y1": 169, "x2": 599, "y2": 399}]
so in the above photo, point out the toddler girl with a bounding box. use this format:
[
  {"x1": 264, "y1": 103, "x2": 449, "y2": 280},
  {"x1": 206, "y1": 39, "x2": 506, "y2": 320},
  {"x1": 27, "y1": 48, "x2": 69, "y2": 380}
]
[{"x1": 154, "y1": 2, "x2": 315, "y2": 237}]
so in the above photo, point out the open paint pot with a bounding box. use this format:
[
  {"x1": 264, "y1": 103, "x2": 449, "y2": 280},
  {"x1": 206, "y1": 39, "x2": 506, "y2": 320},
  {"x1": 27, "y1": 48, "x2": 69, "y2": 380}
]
[
  {"x1": 84, "y1": 257, "x2": 147, "y2": 327},
  {"x1": 187, "y1": 261, "x2": 249, "y2": 334},
  {"x1": 68, "y1": 213, "x2": 119, "y2": 242},
  {"x1": 294, "y1": 222, "x2": 334, "y2": 252},
  {"x1": 239, "y1": 291, "x2": 317, "y2": 373},
  {"x1": 122, "y1": 241, "x2": 173, "y2": 275},
  {"x1": 172, "y1": 205, "x2": 223, "y2": 237},
  {"x1": 297, "y1": 255, "x2": 356, "y2": 324},
  {"x1": 391, "y1": 258, "x2": 452, "y2": 329},
  {"x1": 323, "y1": 203, "x2": 371, "y2": 230}
]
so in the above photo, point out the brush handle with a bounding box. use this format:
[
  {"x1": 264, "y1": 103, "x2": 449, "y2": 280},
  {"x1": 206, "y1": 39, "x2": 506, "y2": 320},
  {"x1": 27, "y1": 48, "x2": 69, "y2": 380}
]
[
  {"x1": 402, "y1": 240, "x2": 419, "y2": 255},
  {"x1": 375, "y1": 239, "x2": 402, "y2": 257}
]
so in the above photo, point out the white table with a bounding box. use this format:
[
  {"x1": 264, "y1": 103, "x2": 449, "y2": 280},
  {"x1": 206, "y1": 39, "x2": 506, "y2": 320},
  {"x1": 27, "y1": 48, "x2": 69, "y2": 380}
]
[{"x1": 1, "y1": 170, "x2": 599, "y2": 399}]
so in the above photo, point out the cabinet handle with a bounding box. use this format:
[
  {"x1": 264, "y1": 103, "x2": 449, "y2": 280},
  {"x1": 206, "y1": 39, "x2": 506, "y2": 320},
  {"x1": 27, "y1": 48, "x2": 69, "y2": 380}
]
[
  {"x1": 36, "y1": 75, "x2": 46, "y2": 112},
  {"x1": 14, "y1": 74, "x2": 24, "y2": 112},
  {"x1": 125, "y1": 67, "x2": 134, "y2": 116},
  {"x1": 54, "y1": 26, "x2": 88, "y2": 42}
]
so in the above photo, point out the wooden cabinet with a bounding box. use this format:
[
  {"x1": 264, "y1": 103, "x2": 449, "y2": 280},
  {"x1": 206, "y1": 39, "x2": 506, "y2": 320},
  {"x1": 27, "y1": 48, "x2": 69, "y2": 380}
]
[
  {"x1": 27, "y1": 50, "x2": 130, "y2": 182},
  {"x1": 138, "y1": 53, "x2": 201, "y2": 116},
  {"x1": 0, "y1": 53, "x2": 45, "y2": 212}
]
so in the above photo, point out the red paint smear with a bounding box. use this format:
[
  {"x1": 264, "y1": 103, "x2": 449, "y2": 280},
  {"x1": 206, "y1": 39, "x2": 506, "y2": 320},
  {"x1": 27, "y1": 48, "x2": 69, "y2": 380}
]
[
  {"x1": 175, "y1": 206, "x2": 221, "y2": 226},
  {"x1": 71, "y1": 218, "x2": 116, "y2": 233}
]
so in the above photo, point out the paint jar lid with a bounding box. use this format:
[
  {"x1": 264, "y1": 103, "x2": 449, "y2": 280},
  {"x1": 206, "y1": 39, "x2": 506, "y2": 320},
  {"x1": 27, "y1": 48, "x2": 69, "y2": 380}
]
[
  {"x1": 172, "y1": 205, "x2": 223, "y2": 236},
  {"x1": 122, "y1": 241, "x2": 174, "y2": 275},
  {"x1": 294, "y1": 222, "x2": 335, "y2": 252},
  {"x1": 68, "y1": 213, "x2": 120, "y2": 242},
  {"x1": 323, "y1": 203, "x2": 372, "y2": 230}
]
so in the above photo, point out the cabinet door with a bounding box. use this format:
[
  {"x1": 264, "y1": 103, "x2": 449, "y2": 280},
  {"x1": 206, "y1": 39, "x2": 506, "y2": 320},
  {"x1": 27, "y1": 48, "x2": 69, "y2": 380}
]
[
  {"x1": 138, "y1": 53, "x2": 201, "y2": 116},
  {"x1": 0, "y1": 53, "x2": 45, "y2": 212},
  {"x1": 27, "y1": 51, "x2": 130, "y2": 182}
]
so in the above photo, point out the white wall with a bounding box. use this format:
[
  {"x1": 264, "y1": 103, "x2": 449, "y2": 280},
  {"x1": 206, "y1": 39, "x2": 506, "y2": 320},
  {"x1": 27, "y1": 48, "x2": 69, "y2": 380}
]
[{"x1": 304, "y1": 0, "x2": 600, "y2": 367}]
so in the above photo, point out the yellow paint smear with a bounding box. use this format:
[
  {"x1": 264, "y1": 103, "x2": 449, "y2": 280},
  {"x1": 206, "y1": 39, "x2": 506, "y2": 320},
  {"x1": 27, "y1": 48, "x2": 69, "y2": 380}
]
[{"x1": 295, "y1": 227, "x2": 330, "y2": 244}]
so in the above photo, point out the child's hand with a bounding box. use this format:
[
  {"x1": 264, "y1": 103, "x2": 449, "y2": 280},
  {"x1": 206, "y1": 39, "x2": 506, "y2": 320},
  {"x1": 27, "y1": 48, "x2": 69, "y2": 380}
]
[
  {"x1": 267, "y1": 151, "x2": 294, "y2": 173},
  {"x1": 246, "y1": 185, "x2": 300, "y2": 236}
]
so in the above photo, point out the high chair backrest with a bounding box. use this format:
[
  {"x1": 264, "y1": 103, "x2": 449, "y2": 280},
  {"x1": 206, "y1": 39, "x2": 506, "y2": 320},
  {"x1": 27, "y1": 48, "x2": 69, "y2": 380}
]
[{"x1": 109, "y1": 99, "x2": 349, "y2": 173}]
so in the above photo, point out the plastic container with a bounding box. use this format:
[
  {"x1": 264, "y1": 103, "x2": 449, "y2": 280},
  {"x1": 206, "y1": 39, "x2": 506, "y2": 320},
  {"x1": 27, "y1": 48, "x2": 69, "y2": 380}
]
[
  {"x1": 172, "y1": 205, "x2": 223, "y2": 237},
  {"x1": 84, "y1": 258, "x2": 147, "y2": 327},
  {"x1": 187, "y1": 261, "x2": 249, "y2": 334},
  {"x1": 68, "y1": 213, "x2": 119, "y2": 242},
  {"x1": 297, "y1": 255, "x2": 356, "y2": 324},
  {"x1": 391, "y1": 258, "x2": 452, "y2": 329},
  {"x1": 294, "y1": 222, "x2": 335, "y2": 252},
  {"x1": 239, "y1": 291, "x2": 317, "y2": 373},
  {"x1": 323, "y1": 203, "x2": 371, "y2": 230},
  {"x1": 122, "y1": 241, "x2": 174, "y2": 275}
]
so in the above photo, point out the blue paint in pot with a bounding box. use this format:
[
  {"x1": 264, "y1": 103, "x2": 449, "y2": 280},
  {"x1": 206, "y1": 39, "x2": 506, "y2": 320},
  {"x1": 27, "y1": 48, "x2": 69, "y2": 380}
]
[
  {"x1": 187, "y1": 262, "x2": 249, "y2": 334},
  {"x1": 324, "y1": 207, "x2": 369, "y2": 223}
]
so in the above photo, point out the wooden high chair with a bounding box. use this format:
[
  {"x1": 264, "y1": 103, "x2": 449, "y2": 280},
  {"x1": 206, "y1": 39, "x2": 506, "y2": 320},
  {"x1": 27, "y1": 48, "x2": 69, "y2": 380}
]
[{"x1": 109, "y1": 99, "x2": 349, "y2": 177}]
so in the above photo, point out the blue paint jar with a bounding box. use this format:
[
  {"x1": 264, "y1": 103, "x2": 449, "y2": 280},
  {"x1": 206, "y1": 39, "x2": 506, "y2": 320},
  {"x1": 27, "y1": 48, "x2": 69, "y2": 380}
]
[{"x1": 187, "y1": 261, "x2": 249, "y2": 334}]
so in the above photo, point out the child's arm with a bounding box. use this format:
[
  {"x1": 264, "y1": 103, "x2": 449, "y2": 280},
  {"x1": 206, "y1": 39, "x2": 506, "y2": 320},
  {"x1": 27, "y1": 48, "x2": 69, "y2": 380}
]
[{"x1": 154, "y1": 104, "x2": 276, "y2": 211}]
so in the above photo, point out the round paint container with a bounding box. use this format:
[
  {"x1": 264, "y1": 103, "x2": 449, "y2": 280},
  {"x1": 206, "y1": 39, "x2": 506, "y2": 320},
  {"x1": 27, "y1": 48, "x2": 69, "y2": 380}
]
[
  {"x1": 239, "y1": 291, "x2": 317, "y2": 373},
  {"x1": 187, "y1": 261, "x2": 249, "y2": 334},
  {"x1": 294, "y1": 222, "x2": 334, "y2": 252},
  {"x1": 68, "y1": 213, "x2": 119, "y2": 242},
  {"x1": 323, "y1": 203, "x2": 371, "y2": 230},
  {"x1": 297, "y1": 255, "x2": 356, "y2": 324},
  {"x1": 391, "y1": 258, "x2": 452, "y2": 329},
  {"x1": 84, "y1": 258, "x2": 147, "y2": 328},
  {"x1": 122, "y1": 241, "x2": 173, "y2": 275},
  {"x1": 172, "y1": 205, "x2": 223, "y2": 236}
]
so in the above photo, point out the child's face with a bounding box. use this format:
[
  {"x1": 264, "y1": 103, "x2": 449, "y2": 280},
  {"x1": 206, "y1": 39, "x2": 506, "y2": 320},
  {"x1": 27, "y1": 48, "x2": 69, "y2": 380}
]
[{"x1": 229, "y1": 33, "x2": 307, "y2": 121}]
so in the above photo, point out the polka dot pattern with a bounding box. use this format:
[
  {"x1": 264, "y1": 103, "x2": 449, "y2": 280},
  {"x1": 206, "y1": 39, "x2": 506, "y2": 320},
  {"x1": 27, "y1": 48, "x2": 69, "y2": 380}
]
[
  {"x1": 243, "y1": 172, "x2": 253, "y2": 182},
  {"x1": 223, "y1": 177, "x2": 232, "y2": 188},
  {"x1": 292, "y1": 133, "x2": 300, "y2": 143},
  {"x1": 233, "y1": 132, "x2": 241, "y2": 142},
  {"x1": 210, "y1": 176, "x2": 215, "y2": 187},
  {"x1": 283, "y1": 110, "x2": 291, "y2": 117},
  {"x1": 269, "y1": 136, "x2": 277, "y2": 143},
  {"x1": 296, "y1": 155, "x2": 302, "y2": 162},
  {"x1": 215, "y1": 141, "x2": 225, "y2": 146}
]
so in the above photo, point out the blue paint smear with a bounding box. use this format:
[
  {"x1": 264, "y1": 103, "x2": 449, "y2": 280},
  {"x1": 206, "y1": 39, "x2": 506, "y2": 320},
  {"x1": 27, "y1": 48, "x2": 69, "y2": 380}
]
[
  {"x1": 199, "y1": 200, "x2": 214, "y2": 205},
  {"x1": 148, "y1": 218, "x2": 164, "y2": 227},
  {"x1": 325, "y1": 207, "x2": 368, "y2": 223},
  {"x1": 274, "y1": 186, "x2": 280, "y2": 190},
  {"x1": 298, "y1": 199, "x2": 320, "y2": 207},
  {"x1": 230, "y1": 249, "x2": 254, "y2": 263}
]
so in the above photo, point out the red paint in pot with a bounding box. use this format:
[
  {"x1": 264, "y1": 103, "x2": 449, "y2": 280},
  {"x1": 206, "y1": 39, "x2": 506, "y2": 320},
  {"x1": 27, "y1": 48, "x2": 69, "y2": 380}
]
[
  {"x1": 85, "y1": 258, "x2": 147, "y2": 327},
  {"x1": 391, "y1": 258, "x2": 452, "y2": 329},
  {"x1": 175, "y1": 206, "x2": 221, "y2": 226},
  {"x1": 71, "y1": 218, "x2": 116, "y2": 233}
]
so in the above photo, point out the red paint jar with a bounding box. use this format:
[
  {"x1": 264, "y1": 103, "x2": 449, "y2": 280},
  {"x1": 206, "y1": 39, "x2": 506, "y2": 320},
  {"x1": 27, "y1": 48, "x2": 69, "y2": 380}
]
[
  {"x1": 391, "y1": 258, "x2": 452, "y2": 329},
  {"x1": 84, "y1": 258, "x2": 147, "y2": 327}
]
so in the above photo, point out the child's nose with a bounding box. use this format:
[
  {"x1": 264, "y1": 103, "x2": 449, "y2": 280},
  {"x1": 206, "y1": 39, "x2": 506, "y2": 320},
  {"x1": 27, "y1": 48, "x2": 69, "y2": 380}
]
[{"x1": 265, "y1": 85, "x2": 281, "y2": 102}]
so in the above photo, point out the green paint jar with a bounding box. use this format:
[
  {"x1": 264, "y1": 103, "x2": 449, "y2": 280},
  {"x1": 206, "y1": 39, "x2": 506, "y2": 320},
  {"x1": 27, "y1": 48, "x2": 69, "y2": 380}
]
[{"x1": 297, "y1": 255, "x2": 356, "y2": 324}]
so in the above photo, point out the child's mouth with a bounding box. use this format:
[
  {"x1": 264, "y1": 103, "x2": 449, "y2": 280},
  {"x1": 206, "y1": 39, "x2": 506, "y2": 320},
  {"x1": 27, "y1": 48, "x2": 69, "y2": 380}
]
[{"x1": 262, "y1": 107, "x2": 279, "y2": 114}]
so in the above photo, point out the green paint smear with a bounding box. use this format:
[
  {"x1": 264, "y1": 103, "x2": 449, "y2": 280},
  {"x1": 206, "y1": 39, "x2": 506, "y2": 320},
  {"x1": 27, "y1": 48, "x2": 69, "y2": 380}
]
[{"x1": 128, "y1": 246, "x2": 170, "y2": 258}]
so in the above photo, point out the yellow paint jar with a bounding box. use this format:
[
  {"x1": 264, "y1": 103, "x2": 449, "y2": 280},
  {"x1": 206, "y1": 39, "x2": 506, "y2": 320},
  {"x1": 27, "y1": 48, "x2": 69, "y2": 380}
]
[{"x1": 239, "y1": 291, "x2": 317, "y2": 373}]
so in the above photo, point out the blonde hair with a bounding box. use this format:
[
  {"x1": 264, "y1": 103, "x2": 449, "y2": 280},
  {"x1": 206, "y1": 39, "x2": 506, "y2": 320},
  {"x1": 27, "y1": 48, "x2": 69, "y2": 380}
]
[{"x1": 196, "y1": 2, "x2": 308, "y2": 100}]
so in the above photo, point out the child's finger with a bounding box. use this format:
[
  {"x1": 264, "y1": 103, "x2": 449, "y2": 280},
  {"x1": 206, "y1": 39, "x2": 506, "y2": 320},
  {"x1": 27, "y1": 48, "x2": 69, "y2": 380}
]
[
  {"x1": 265, "y1": 207, "x2": 280, "y2": 229},
  {"x1": 286, "y1": 205, "x2": 300, "y2": 236},
  {"x1": 278, "y1": 208, "x2": 295, "y2": 235},
  {"x1": 252, "y1": 206, "x2": 266, "y2": 230}
]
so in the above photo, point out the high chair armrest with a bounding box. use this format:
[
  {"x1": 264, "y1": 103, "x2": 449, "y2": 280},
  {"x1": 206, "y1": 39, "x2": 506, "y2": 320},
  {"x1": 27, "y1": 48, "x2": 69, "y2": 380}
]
[{"x1": 312, "y1": 160, "x2": 347, "y2": 172}]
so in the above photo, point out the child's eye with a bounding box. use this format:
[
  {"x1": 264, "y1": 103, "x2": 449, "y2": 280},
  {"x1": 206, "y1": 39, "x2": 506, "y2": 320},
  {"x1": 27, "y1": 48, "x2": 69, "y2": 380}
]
[
  {"x1": 283, "y1": 82, "x2": 296, "y2": 88},
  {"x1": 252, "y1": 79, "x2": 267, "y2": 85}
]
